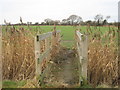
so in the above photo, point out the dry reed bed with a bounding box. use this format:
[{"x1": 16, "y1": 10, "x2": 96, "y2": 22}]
[
  {"x1": 2, "y1": 25, "x2": 118, "y2": 87},
  {"x1": 2, "y1": 27, "x2": 35, "y2": 80},
  {"x1": 86, "y1": 26, "x2": 118, "y2": 86},
  {"x1": 2, "y1": 26, "x2": 60, "y2": 81}
]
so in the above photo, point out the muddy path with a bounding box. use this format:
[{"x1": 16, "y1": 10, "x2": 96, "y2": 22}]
[{"x1": 43, "y1": 47, "x2": 79, "y2": 88}]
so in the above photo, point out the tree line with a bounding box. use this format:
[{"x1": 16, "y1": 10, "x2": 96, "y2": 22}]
[{"x1": 4, "y1": 14, "x2": 118, "y2": 26}]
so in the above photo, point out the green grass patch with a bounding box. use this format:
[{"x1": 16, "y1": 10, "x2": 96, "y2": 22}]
[
  {"x1": 61, "y1": 41, "x2": 75, "y2": 48},
  {"x1": 2, "y1": 25, "x2": 118, "y2": 47},
  {"x1": 2, "y1": 80, "x2": 26, "y2": 88}
]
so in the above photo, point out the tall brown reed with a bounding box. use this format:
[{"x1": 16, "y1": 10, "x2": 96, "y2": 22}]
[
  {"x1": 86, "y1": 26, "x2": 118, "y2": 86},
  {"x1": 2, "y1": 26, "x2": 35, "y2": 80}
]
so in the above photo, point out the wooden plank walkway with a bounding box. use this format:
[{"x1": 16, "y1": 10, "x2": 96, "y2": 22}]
[{"x1": 43, "y1": 47, "x2": 79, "y2": 88}]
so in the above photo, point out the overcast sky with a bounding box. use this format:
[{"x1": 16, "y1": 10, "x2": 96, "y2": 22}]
[{"x1": 0, "y1": 0, "x2": 119, "y2": 24}]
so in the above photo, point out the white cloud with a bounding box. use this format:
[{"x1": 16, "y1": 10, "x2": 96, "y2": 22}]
[{"x1": 0, "y1": 0, "x2": 119, "y2": 24}]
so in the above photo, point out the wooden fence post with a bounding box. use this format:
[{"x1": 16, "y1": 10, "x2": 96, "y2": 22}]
[
  {"x1": 51, "y1": 30, "x2": 57, "y2": 57},
  {"x1": 35, "y1": 35, "x2": 41, "y2": 79},
  {"x1": 45, "y1": 37, "x2": 51, "y2": 61},
  {"x1": 0, "y1": 26, "x2": 2, "y2": 89},
  {"x1": 57, "y1": 31, "x2": 61, "y2": 52},
  {"x1": 81, "y1": 35, "x2": 88, "y2": 82},
  {"x1": 75, "y1": 31, "x2": 88, "y2": 86}
]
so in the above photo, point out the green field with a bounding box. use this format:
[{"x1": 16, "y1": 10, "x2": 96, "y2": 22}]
[
  {"x1": 27, "y1": 25, "x2": 118, "y2": 48},
  {"x1": 25, "y1": 25, "x2": 117, "y2": 40},
  {"x1": 2, "y1": 25, "x2": 118, "y2": 48}
]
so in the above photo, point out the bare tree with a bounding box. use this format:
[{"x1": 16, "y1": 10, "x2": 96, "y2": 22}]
[
  {"x1": 61, "y1": 19, "x2": 69, "y2": 25},
  {"x1": 4, "y1": 19, "x2": 11, "y2": 25},
  {"x1": 102, "y1": 16, "x2": 111, "y2": 25},
  {"x1": 75, "y1": 16, "x2": 83, "y2": 24},
  {"x1": 54, "y1": 20, "x2": 60, "y2": 25},
  {"x1": 44, "y1": 18, "x2": 54, "y2": 25},
  {"x1": 67, "y1": 15, "x2": 83, "y2": 25},
  {"x1": 20, "y1": 17, "x2": 23, "y2": 24},
  {"x1": 94, "y1": 14, "x2": 103, "y2": 25}
]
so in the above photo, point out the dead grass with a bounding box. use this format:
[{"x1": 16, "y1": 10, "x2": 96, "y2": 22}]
[
  {"x1": 2, "y1": 26, "x2": 35, "y2": 80},
  {"x1": 86, "y1": 26, "x2": 118, "y2": 86}
]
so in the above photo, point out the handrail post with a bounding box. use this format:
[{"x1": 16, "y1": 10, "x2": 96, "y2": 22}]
[
  {"x1": 34, "y1": 35, "x2": 41, "y2": 80},
  {"x1": 75, "y1": 30, "x2": 88, "y2": 86}
]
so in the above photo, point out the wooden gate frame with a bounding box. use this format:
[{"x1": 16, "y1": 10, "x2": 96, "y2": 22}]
[{"x1": 34, "y1": 30, "x2": 61, "y2": 81}]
